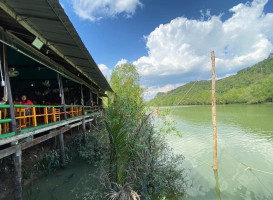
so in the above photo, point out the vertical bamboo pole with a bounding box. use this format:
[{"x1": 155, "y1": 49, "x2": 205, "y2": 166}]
[{"x1": 211, "y1": 51, "x2": 218, "y2": 171}]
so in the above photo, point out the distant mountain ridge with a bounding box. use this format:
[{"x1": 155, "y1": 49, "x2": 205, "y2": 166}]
[{"x1": 149, "y1": 55, "x2": 273, "y2": 106}]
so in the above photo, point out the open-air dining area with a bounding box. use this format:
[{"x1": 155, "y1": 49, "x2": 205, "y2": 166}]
[{"x1": 0, "y1": 45, "x2": 103, "y2": 138}]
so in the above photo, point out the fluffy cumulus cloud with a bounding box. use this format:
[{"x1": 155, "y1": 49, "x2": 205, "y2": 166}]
[
  {"x1": 98, "y1": 59, "x2": 128, "y2": 81},
  {"x1": 71, "y1": 0, "x2": 142, "y2": 21},
  {"x1": 134, "y1": 0, "x2": 273, "y2": 100},
  {"x1": 144, "y1": 83, "x2": 184, "y2": 101},
  {"x1": 98, "y1": 64, "x2": 112, "y2": 80},
  {"x1": 115, "y1": 58, "x2": 128, "y2": 66}
]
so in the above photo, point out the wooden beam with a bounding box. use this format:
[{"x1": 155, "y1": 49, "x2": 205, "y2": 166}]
[
  {"x1": 0, "y1": 144, "x2": 21, "y2": 159},
  {"x1": 0, "y1": 126, "x2": 71, "y2": 159},
  {"x1": 21, "y1": 126, "x2": 70, "y2": 150}
]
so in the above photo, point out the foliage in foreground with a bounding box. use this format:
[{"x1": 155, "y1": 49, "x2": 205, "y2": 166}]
[
  {"x1": 73, "y1": 63, "x2": 187, "y2": 200},
  {"x1": 149, "y1": 55, "x2": 273, "y2": 106}
]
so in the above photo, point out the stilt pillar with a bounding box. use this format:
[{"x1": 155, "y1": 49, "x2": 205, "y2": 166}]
[
  {"x1": 57, "y1": 74, "x2": 66, "y2": 167},
  {"x1": 13, "y1": 149, "x2": 22, "y2": 200}
]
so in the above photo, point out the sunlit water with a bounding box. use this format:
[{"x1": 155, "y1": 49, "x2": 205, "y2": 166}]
[
  {"x1": 14, "y1": 104, "x2": 273, "y2": 200},
  {"x1": 165, "y1": 104, "x2": 273, "y2": 200}
]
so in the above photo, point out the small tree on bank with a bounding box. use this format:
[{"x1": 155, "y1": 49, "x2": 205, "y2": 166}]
[{"x1": 75, "y1": 63, "x2": 188, "y2": 200}]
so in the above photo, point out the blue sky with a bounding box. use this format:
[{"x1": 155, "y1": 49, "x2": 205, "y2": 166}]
[{"x1": 60, "y1": 0, "x2": 273, "y2": 100}]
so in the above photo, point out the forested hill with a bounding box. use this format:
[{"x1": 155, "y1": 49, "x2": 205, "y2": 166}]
[{"x1": 149, "y1": 54, "x2": 273, "y2": 106}]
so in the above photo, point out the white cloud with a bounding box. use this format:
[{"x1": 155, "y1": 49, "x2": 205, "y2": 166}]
[
  {"x1": 134, "y1": 0, "x2": 273, "y2": 98},
  {"x1": 71, "y1": 0, "x2": 142, "y2": 21},
  {"x1": 144, "y1": 83, "x2": 184, "y2": 101},
  {"x1": 115, "y1": 58, "x2": 128, "y2": 66},
  {"x1": 98, "y1": 64, "x2": 112, "y2": 81}
]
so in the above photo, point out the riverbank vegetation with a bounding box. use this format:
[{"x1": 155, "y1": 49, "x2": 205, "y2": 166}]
[
  {"x1": 149, "y1": 55, "x2": 273, "y2": 106},
  {"x1": 73, "y1": 63, "x2": 187, "y2": 200}
]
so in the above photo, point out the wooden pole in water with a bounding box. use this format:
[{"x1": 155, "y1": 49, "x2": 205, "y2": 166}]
[{"x1": 211, "y1": 51, "x2": 218, "y2": 171}]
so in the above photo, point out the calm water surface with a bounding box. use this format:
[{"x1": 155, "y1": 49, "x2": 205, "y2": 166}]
[
  {"x1": 166, "y1": 104, "x2": 273, "y2": 200},
  {"x1": 20, "y1": 104, "x2": 273, "y2": 200}
]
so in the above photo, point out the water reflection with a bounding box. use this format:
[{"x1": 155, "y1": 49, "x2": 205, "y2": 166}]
[{"x1": 214, "y1": 171, "x2": 221, "y2": 200}]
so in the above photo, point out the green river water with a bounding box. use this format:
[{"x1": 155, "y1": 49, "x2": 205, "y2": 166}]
[{"x1": 21, "y1": 104, "x2": 273, "y2": 200}]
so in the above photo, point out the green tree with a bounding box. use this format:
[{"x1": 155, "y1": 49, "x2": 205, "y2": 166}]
[{"x1": 75, "y1": 63, "x2": 187, "y2": 200}]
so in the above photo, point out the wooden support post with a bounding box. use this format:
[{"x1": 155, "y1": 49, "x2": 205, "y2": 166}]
[
  {"x1": 13, "y1": 149, "x2": 22, "y2": 200},
  {"x1": 1, "y1": 43, "x2": 17, "y2": 134},
  {"x1": 211, "y1": 51, "x2": 218, "y2": 171},
  {"x1": 81, "y1": 85, "x2": 86, "y2": 142},
  {"x1": 90, "y1": 90, "x2": 93, "y2": 106},
  {"x1": 96, "y1": 94, "x2": 99, "y2": 106},
  {"x1": 1, "y1": 43, "x2": 22, "y2": 200},
  {"x1": 57, "y1": 74, "x2": 66, "y2": 167},
  {"x1": 89, "y1": 91, "x2": 93, "y2": 128}
]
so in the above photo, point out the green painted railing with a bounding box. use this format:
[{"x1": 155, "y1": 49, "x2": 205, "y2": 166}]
[{"x1": 0, "y1": 104, "x2": 99, "y2": 139}]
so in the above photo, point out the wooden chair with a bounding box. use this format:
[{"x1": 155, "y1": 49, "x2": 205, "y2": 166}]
[
  {"x1": 17, "y1": 108, "x2": 27, "y2": 130},
  {"x1": 70, "y1": 107, "x2": 74, "y2": 118},
  {"x1": 55, "y1": 108, "x2": 61, "y2": 121},
  {"x1": 78, "y1": 107, "x2": 82, "y2": 116}
]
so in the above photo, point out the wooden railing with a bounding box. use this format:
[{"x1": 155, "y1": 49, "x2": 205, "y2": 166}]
[{"x1": 0, "y1": 104, "x2": 99, "y2": 139}]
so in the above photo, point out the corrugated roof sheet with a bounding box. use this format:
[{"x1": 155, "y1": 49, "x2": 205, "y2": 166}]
[{"x1": 0, "y1": 0, "x2": 112, "y2": 93}]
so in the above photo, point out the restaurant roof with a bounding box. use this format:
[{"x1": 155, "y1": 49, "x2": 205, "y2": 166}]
[{"x1": 0, "y1": 0, "x2": 112, "y2": 95}]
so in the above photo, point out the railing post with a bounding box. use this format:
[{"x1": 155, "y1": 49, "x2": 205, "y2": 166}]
[
  {"x1": 44, "y1": 107, "x2": 48, "y2": 124},
  {"x1": 1, "y1": 43, "x2": 22, "y2": 200},
  {"x1": 57, "y1": 74, "x2": 66, "y2": 167},
  {"x1": 52, "y1": 107, "x2": 56, "y2": 122},
  {"x1": 31, "y1": 107, "x2": 37, "y2": 127}
]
